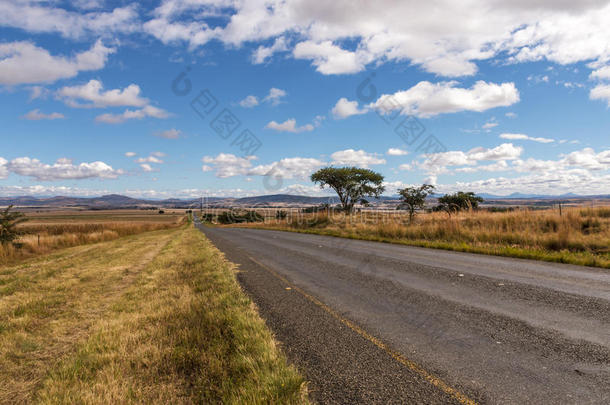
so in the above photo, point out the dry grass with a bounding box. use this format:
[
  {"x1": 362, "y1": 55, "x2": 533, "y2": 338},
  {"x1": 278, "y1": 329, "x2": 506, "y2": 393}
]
[
  {"x1": 0, "y1": 225, "x2": 307, "y2": 404},
  {"x1": 230, "y1": 206, "x2": 610, "y2": 268},
  {"x1": 0, "y1": 210, "x2": 186, "y2": 265}
]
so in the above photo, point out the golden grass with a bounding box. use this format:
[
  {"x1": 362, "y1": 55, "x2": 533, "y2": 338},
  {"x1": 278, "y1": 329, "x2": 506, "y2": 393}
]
[
  {"x1": 230, "y1": 206, "x2": 610, "y2": 268},
  {"x1": 0, "y1": 225, "x2": 307, "y2": 404},
  {"x1": 0, "y1": 211, "x2": 186, "y2": 265}
]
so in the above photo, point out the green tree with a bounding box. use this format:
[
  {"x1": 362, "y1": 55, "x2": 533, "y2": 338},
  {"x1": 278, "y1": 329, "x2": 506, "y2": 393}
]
[
  {"x1": 437, "y1": 191, "x2": 484, "y2": 215},
  {"x1": 397, "y1": 184, "x2": 436, "y2": 222},
  {"x1": 0, "y1": 205, "x2": 27, "y2": 245},
  {"x1": 310, "y1": 167, "x2": 385, "y2": 213}
]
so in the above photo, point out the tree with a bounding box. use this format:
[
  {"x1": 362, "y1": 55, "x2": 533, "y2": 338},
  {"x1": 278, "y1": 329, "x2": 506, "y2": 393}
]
[
  {"x1": 437, "y1": 191, "x2": 484, "y2": 215},
  {"x1": 397, "y1": 184, "x2": 436, "y2": 222},
  {"x1": 0, "y1": 205, "x2": 27, "y2": 245},
  {"x1": 310, "y1": 167, "x2": 385, "y2": 213}
]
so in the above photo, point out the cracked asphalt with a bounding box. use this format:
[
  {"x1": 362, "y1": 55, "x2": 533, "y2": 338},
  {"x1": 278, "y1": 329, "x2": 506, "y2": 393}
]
[{"x1": 195, "y1": 220, "x2": 609, "y2": 404}]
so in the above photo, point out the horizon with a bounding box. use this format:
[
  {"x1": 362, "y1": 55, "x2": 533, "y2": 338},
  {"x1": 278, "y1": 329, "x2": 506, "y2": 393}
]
[{"x1": 2, "y1": 1, "x2": 610, "y2": 198}]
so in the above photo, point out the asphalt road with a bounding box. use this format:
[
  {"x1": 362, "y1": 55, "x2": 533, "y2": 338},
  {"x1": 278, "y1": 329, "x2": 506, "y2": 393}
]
[{"x1": 195, "y1": 220, "x2": 610, "y2": 404}]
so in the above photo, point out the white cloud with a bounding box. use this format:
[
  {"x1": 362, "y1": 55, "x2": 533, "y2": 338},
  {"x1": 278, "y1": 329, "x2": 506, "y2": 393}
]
[
  {"x1": 0, "y1": 2, "x2": 138, "y2": 38},
  {"x1": 562, "y1": 148, "x2": 610, "y2": 171},
  {"x1": 482, "y1": 120, "x2": 498, "y2": 130},
  {"x1": 330, "y1": 149, "x2": 386, "y2": 167},
  {"x1": 6, "y1": 157, "x2": 123, "y2": 181},
  {"x1": 293, "y1": 40, "x2": 365, "y2": 75},
  {"x1": 57, "y1": 79, "x2": 148, "y2": 108},
  {"x1": 590, "y1": 84, "x2": 610, "y2": 107},
  {"x1": 332, "y1": 98, "x2": 367, "y2": 119},
  {"x1": 252, "y1": 37, "x2": 288, "y2": 64},
  {"x1": 499, "y1": 133, "x2": 554, "y2": 143},
  {"x1": 28, "y1": 86, "x2": 49, "y2": 100},
  {"x1": 0, "y1": 40, "x2": 114, "y2": 85},
  {"x1": 239, "y1": 95, "x2": 259, "y2": 107},
  {"x1": 263, "y1": 87, "x2": 287, "y2": 105},
  {"x1": 387, "y1": 148, "x2": 408, "y2": 156},
  {"x1": 370, "y1": 81, "x2": 520, "y2": 118},
  {"x1": 201, "y1": 153, "x2": 325, "y2": 180},
  {"x1": 398, "y1": 163, "x2": 412, "y2": 171},
  {"x1": 140, "y1": 163, "x2": 154, "y2": 172},
  {"x1": 21, "y1": 109, "x2": 64, "y2": 120},
  {"x1": 0, "y1": 157, "x2": 8, "y2": 179},
  {"x1": 266, "y1": 118, "x2": 314, "y2": 133},
  {"x1": 138, "y1": 1, "x2": 610, "y2": 79},
  {"x1": 154, "y1": 129, "x2": 181, "y2": 139},
  {"x1": 95, "y1": 105, "x2": 170, "y2": 124},
  {"x1": 201, "y1": 154, "x2": 257, "y2": 178},
  {"x1": 419, "y1": 143, "x2": 522, "y2": 174},
  {"x1": 249, "y1": 157, "x2": 325, "y2": 179},
  {"x1": 505, "y1": 112, "x2": 517, "y2": 118},
  {"x1": 136, "y1": 156, "x2": 164, "y2": 164},
  {"x1": 125, "y1": 152, "x2": 136, "y2": 157},
  {"x1": 590, "y1": 66, "x2": 610, "y2": 81},
  {"x1": 239, "y1": 88, "x2": 286, "y2": 108}
]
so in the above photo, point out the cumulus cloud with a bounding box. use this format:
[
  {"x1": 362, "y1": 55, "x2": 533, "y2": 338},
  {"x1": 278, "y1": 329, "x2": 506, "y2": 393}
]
[
  {"x1": 387, "y1": 148, "x2": 408, "y2": 156},
  {"x1": 57, "y1": 79, "x2": 149, "y2": 108},
  {"x1": 370, "y1": 81, "x2": 520, "y2": 118},
  {"x1": 0, "y1": 157, "x2": 8, "y2": 179},
  {"x1": 590, "y1": 66, "x2": 610, "y2": 81},
  {"x1": 201, "y1": 153, "x2": 325, "y2": 180},
  {"x1": 136, "y1": 156, "x2": 164, "y2": 164},
  {"x1": 330, "y1": 149, "x2": 386, "y2": 167},
  {"x1": 239, "y1": 88, "x2": 286, "y2": 108},
  {"x1": 293, "y1": 40, "x2": 365, "y2": 75},
  {"x1": 95, "y1": 105, "x2": 170, "y2": 124},
  {"x1": 249, "y1": 157, "x2": 325, "y2": 179},
  {"x1": 252, "y1": 37, "x2": 288, "y2": 64},
  {"x1": 419, "y1": 143, "x2": 523, "y2": 174},
  {"x1": 499, "y1": 133, "x2": 555, "y2": 143},
  {"x1": 590, "y1": 84, "x2": 610, "y2": 107},
  {"x1": 262, "y1": 87, "x2": 287, "y2": 105},
  {"x1": 0, "y1": 40, "x2": 114, "y2": 85},
  {"x1": 125, "y1": 152, "x2": 136, "y2": 157},
  {"x1": 202, "y1": 154, "x2": 258, "y2": 178},
  {"x1": 154, "y1": 128, "x2": 181, "y2": 139},
  {"x1": 0, "y1": 1, "x2": 138, "y2": 38},
  {"x1": 21, "y1": 109, "x2": 64, "y2": 120},
  {"x1": 266, "y1": 118, "x2": 314, "y2": 133},
  {"x1": 5, "y1": 157, "x2": 123, "y2": 180},
  {"x1": 136, "y1": 1, "x2": 610, "y2": 79},
  {"x1": 239, "y1": 95, "x2": 259, "y2": 107},
  {"x1": 332, "y1": 98, "x2": 367, "y2": 119}
]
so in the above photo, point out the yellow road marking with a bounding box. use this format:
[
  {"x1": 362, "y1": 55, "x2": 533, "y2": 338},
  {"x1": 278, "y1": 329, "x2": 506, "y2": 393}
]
[{"x1": 246, "y1": 254, "x2": 478, "y2": 405}]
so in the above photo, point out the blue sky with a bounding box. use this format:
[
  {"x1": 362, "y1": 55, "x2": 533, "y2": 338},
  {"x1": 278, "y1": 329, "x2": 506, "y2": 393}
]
[{"x1": 1, "y1": 0, "x2": 610, "y2": 198}]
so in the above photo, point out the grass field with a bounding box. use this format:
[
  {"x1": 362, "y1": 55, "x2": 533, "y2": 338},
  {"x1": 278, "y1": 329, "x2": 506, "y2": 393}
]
[
  {"x1": 0, "y1": 224, "x2": 307, "y2": 404},
  {"x1": 0, "y1": 210, "x2": 186, "y2": 265},
  {"x1": 225, "y1": 206, "x2": 610, "y2": 269}
]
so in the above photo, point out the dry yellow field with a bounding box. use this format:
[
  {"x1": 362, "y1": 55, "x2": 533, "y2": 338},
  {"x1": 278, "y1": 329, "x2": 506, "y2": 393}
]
[
  {"x1": 1, "y1": 210, "x2": 186, "y2": 265},
  {"x1": 0, "y1": 225, "x2": 307, "y2": 404}
]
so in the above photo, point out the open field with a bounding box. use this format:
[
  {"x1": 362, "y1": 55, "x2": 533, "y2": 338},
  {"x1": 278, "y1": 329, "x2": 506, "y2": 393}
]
[
  {"x1": 0, "y1": 225, "x2": 306, "y2": 404},
  {"x1": 218, "y1": 206, "x2": 610, "y2": 268},
  {"x1": 0, "y1": 210, "x2": 187, "y2": 265}
]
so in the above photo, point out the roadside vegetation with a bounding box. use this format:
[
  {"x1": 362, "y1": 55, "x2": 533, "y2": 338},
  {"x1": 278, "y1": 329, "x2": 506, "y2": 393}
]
[
  {"x1": 0, "y1": 209, "x2": 186, "y2": 265},
  {"x1": 0, "y1": 225, "x2": 307, "y2": 403}
]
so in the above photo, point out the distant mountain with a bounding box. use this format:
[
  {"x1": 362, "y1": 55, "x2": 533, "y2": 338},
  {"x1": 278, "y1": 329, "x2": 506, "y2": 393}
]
[{"x1": 0, "y1": 193, "x2": 608, "y2": 209}]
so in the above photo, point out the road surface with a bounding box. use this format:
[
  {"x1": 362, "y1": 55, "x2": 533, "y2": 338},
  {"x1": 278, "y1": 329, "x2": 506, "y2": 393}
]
[{"x1": 195, "y1": 220, "x2": 609, "y2": 404}]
